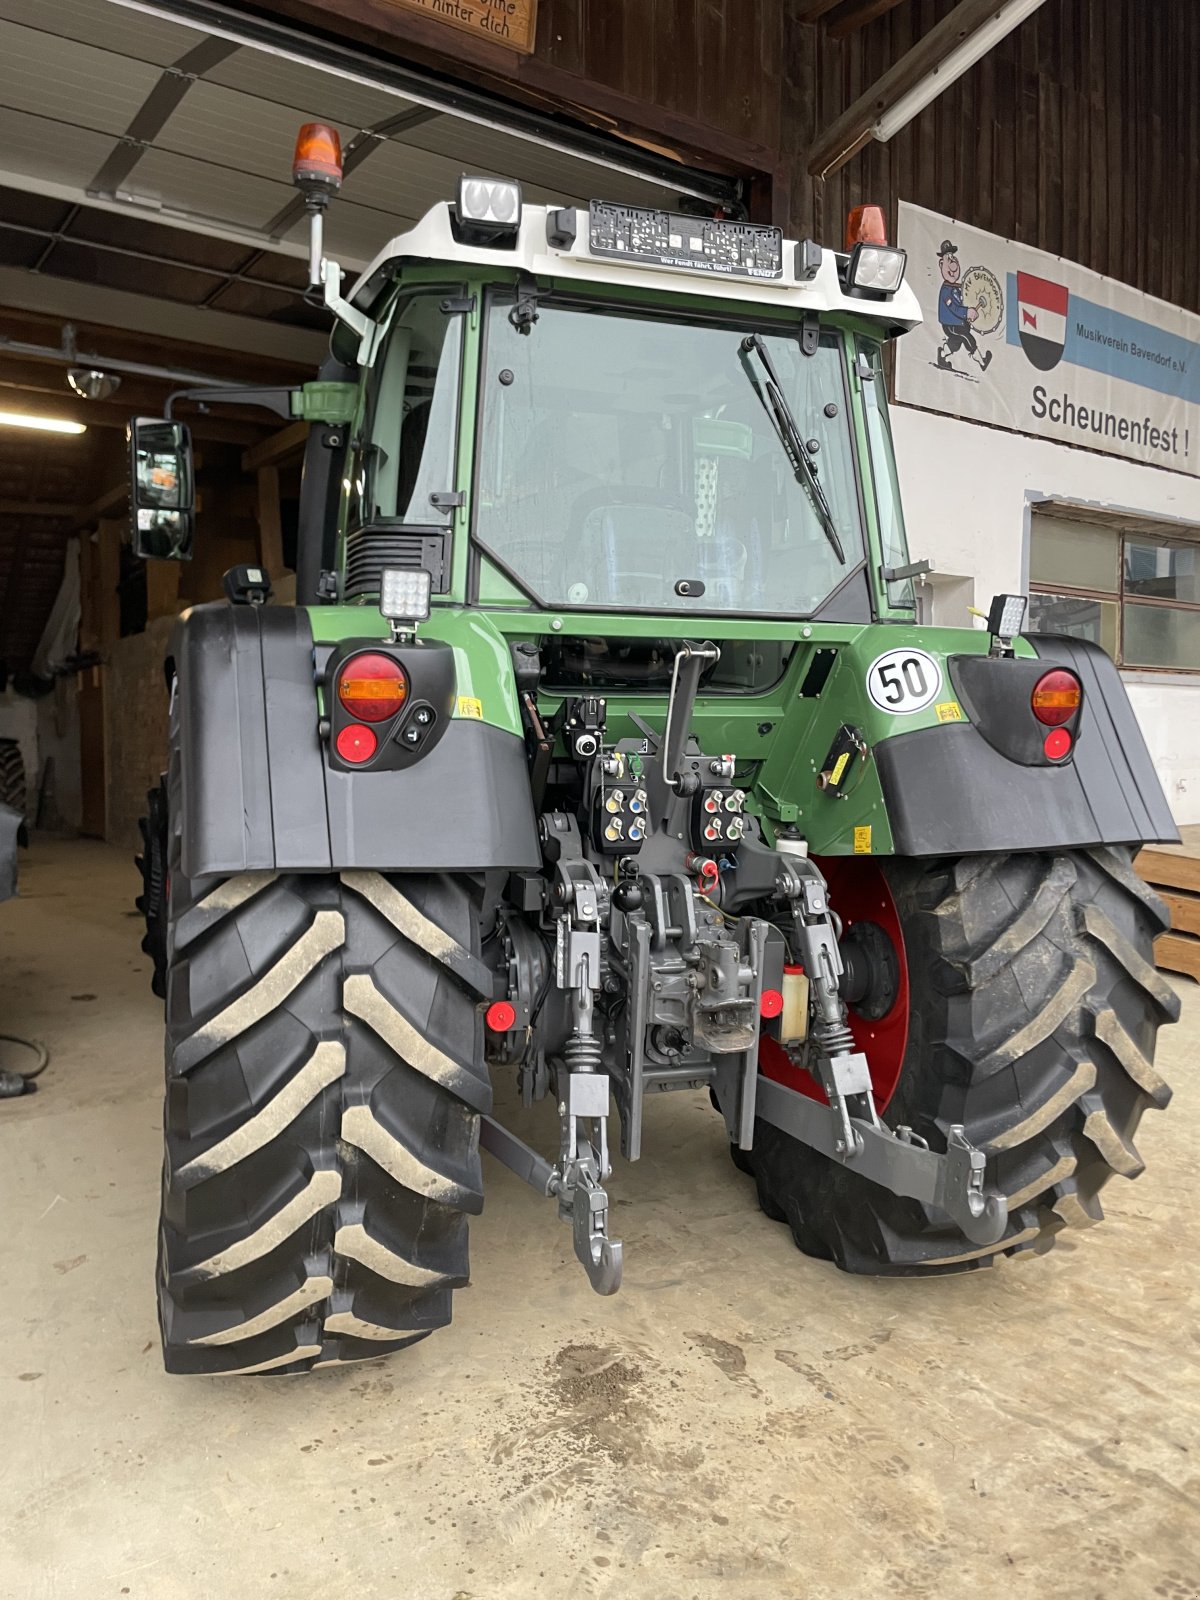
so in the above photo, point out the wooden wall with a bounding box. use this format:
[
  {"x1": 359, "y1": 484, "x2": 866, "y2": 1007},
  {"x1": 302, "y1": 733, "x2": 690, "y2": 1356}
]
[
  {"x1": 785, "y1": 0, "x2": 1200, "y2": 314},
  {"x1": 251, "y1": 0, "x2": 784, "y2": 173},
  {"x1": 248, "y1": 0, "x2": 1198, "y2": 310}
]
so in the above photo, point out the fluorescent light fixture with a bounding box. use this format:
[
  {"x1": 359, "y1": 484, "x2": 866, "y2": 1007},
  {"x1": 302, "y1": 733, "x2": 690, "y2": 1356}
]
[
  {"x1": 0, "y1": 411, "x2": 86, "y2": 435},
  {"x1": 872, "y1": 0, "x2": 1048, "y2": 142}
]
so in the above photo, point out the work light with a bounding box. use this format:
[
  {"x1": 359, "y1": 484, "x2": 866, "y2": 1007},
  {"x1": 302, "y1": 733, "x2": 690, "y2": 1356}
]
[
  {"x1": 986, "y1": 592, "x2": 1029, "y2": 641},
  {"x1": 454, "y1": 176, "x2": 523, "y2": 244},
  {"x1": 847, "y1": 242, "x2": 908, "y2": 295},
  {"x1": 379, "y1": 567, "x2": 432, "y2": 641}
]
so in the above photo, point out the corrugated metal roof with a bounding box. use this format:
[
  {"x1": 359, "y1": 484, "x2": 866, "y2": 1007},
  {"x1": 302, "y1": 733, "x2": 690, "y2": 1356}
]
[
  {"x1": 0, "y1": 0, "x2": 199, "y2": 66},
  {"x1": 0, "y1": 0, "x2": 722, "y2": 303}
]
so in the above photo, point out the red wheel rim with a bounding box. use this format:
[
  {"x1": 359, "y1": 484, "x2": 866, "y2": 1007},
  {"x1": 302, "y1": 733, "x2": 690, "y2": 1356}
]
[{"x1": 759, "y1": 855, "x2": 909, "y2": 1114}]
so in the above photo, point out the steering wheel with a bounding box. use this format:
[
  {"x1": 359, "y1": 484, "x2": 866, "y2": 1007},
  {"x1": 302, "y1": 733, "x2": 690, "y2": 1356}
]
[{"x1": 564, "y1": 486, "x2": 696, "y2": 605}]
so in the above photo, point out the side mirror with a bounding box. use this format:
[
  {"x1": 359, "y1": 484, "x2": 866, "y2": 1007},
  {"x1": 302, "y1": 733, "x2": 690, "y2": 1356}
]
[{"x1": 128, "y1": 417, "x2": 195, "y2": 561}]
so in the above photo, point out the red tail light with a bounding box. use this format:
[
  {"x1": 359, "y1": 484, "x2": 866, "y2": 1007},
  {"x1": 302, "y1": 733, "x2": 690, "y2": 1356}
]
[
  {"x1": 1031, "y1": 669, "x2": 1082, "y2": 727},
  {"x1": 336, "y1": 653, "x2": 408, "y2": 723}
]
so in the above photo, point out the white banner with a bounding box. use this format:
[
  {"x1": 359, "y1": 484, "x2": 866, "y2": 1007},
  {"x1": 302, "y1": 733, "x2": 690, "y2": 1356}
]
[{"x1": 895, "y1": 202, "x2": 1200, "y2": 478}]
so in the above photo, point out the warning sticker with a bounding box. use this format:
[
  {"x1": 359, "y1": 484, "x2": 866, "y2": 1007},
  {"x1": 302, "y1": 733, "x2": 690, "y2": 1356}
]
[
  {"x1": 935, "y1": 701, "x2": 964, "y2": 722},
  {"x1": 457, "y1": 695, "x2": 483, "y2": 720},
  {"x1": 829, "y1": 751, "x2": 851, "y2": 785},
  {"x1": 853, "y1": 825, "x2": 873, "y2": 854}
]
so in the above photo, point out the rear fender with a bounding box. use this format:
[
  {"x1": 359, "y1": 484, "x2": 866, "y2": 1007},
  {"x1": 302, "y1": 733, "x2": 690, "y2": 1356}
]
[
  {"x1": 172, "y1": 603, "x2": 540, "y2": 877},
  {"x1": 874, "y1": 634, "x2": 1179, "y2": 854}
]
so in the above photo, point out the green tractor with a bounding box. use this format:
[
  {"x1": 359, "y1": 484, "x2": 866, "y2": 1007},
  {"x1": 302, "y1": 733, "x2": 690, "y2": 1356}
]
[{"x1": 134, "y1": 126, "x2": 1180, "y2": 1376}]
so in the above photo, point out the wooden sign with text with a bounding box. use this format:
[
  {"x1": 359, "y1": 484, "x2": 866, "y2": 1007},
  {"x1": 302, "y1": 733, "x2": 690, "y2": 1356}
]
[{"x1": 377, "y1": 0, "x2": 537, "y2": 53}]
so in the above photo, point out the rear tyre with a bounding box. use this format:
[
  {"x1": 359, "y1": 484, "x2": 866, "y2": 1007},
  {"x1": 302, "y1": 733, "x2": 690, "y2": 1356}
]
[
  {"x1": 0, "y1": 738, "x2": 26, "y2": 817},
  {"x1": 739, "y1": 848, "x2": 1180, "y2": 1274},
  {"x1": 135, "y1": 779, "x2": 169, "y2": 999},
  {"x1": 157, "y1": 864, "x2": 490, "y2": 1374}
]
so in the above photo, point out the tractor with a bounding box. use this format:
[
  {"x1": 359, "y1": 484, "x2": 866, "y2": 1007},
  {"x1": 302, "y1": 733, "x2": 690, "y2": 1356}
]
[{"x1": 133, "y1": 124, "x2": 1180, "y2": 1376}]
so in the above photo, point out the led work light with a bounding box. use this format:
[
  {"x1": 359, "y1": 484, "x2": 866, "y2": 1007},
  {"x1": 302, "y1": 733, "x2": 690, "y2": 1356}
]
[
  {"x1": 379, "y1": 567, "x2": 432, "y2": 642},
  {"x1": 454, "y1": 176, "x2": 523, "y2": 244},
  {"x1": 987, "y1": 592, "x2": 1029, "y2": 642}
]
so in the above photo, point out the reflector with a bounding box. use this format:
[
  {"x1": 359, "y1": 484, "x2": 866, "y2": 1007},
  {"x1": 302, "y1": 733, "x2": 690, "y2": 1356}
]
[
  {"x1": 485, "y1": 1001, "x2": 517, "y2": 1033},
  {"x1": 336, "y1": 724, "x2": 377, "y2": 763}
]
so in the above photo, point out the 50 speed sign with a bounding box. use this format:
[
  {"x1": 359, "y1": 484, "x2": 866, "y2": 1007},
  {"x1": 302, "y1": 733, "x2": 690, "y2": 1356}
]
[{"x1": 866, "y1": 647, "x2": 942, "y2": 714}]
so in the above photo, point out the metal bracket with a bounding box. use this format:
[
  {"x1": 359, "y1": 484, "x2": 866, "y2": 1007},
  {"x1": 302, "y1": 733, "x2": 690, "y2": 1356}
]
[
  {"x1": 881, "y1": 557, "x2": 934, "y2": 583},
  {"x1": 320, "y1": 256, "x2": 382, "y2": 366},
  {"x1": 509, "y1": 272, "x2": 541, "y2": 335},
  {"x1": 756, "y1": 1074, "x2": 1009, "y2": 1247},
  {"x1": 801, "y1": 309, "x2": 820, "y2": 357}
]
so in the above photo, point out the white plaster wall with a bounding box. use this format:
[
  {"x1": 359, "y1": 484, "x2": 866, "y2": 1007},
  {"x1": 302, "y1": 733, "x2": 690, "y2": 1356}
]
[{"x1": 892, "y1": 405, "x2": 1200, "y2": 826}]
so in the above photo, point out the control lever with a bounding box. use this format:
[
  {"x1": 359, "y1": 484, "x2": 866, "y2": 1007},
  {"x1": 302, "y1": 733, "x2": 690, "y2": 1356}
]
[{"x1": 644, "y1": 642, "x2": 721, "y2": 829}]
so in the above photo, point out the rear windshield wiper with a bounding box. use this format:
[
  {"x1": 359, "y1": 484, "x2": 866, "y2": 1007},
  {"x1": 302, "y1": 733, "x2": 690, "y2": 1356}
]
[{"x1": 739, "y1": 333, "x2": 845, "y2": 564}]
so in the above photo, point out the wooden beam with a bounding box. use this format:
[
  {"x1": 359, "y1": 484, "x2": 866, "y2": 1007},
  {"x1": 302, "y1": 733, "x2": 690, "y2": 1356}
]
[
  {"x1": 256, "y1": 465, "x2": 286, "y2": 580},
  {"x1": 0, "y1": 499, "x2": 86, "y2": 518},
  {"x1": 146, "y1": 558, "x2": 182, "y2": 622},
  {"x1": 827, "y1": 0, "x2": 910, "y2": 41},
  {"x1": 795, "y1": 0, "x2": 846, "y2": 19},
  {"x1": 95, "y1": 518, "x2": 123, "y2": 652},
  {"x1": 73, "y1": 482, "x2": 128, "y2": 529},
  {"x1": 807, "y1": 0, "x2": 1046, "y2": 177},
  {"x1": 242, "y1": 419, "x2": 309, "y2": 474}
]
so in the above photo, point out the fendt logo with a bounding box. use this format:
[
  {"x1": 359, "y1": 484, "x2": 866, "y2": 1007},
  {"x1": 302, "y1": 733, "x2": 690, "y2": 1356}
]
[{"x1": 1017, "y1": 271, "x2": 1069, "y2": 370}]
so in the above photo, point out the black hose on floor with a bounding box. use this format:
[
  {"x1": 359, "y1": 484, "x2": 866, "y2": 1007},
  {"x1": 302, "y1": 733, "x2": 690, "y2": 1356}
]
[{"x1": 0, "y1": 1033, "x2": 49, "y2": 1098}]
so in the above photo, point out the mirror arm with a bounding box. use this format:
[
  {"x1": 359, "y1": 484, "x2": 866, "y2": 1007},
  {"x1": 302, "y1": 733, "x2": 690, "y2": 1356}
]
[{"x1": 165, "y1": 385, "x2": 298, "y2": 421}]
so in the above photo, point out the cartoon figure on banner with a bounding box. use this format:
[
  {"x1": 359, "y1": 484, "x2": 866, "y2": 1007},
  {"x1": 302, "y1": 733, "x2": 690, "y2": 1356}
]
[{"x1": 934, "y1": 239, "x2": 1003, "y2": 378}]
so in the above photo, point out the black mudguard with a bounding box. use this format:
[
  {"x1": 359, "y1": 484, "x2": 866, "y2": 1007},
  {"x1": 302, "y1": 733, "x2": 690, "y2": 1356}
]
[
  {"x1": 874, "y1": 634, "x2": 1179, "y2": 856},
  {"x1": 172, "y1": 603, "x2": 541, "y2": 877}
]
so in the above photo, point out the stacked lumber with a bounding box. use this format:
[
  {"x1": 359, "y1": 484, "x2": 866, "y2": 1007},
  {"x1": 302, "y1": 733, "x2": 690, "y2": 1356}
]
[{"x1": 1136, "y1": 847, "x2": 1200, "y2": 982}]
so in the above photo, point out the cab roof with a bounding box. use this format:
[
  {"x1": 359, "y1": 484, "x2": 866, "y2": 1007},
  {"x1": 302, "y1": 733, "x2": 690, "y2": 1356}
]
[{"x1": 348, "y1": 201, "x2": 922, "y2": 334}]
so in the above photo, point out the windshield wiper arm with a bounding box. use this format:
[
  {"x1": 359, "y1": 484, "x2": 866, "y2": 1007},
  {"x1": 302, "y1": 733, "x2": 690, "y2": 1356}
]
[{"x1": 739, "y1": 333, "x2": 845, "y2": 564}]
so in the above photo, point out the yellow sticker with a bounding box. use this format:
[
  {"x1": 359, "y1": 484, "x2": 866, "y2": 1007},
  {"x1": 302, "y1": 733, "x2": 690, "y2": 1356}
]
[
  {"x1": 935, "y1": 701, "x2": 964, "y2": 723},
  {"x1": 853, "y1": 825, "x2": 872, "y2": 854},
  {"x1": 829, "y1": 750, "x2": 851, "y2": 785},
  {"x1": 456, "y1": 695, "x2": 483, "y2": 720}
]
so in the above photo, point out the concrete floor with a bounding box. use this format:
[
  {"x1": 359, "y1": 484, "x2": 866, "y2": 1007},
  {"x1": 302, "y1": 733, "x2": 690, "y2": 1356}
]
[{"x1": 2, "y1": 838, "x2": 1199, "y2": 1600}]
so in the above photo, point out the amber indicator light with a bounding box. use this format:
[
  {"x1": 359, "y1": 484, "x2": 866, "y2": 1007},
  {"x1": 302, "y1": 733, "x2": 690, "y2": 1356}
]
[
  {"x1": 293, "y1": 122, "x2": 344, "y2": 187},
  {"x1": 1031, "y1": 669, "x2": 1082, "y2": 727},
  {"x1": 846, "y1": 204, "x2": 888, "y2": 250},
  {"x1": 336, "y1": 653, "x2": 408, "y2": 723}
]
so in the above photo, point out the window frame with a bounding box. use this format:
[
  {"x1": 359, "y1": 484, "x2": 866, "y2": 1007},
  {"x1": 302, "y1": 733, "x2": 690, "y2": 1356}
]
[
  {"x1": 467, "y1": 283, "x2": 872, "y2": 622},
  {"x1": 343, "y1": 282, "x2": 467, "y2": 537},
  {"x1": 1029, "y1": 519, "x2": 1200, "y2": 674}
]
